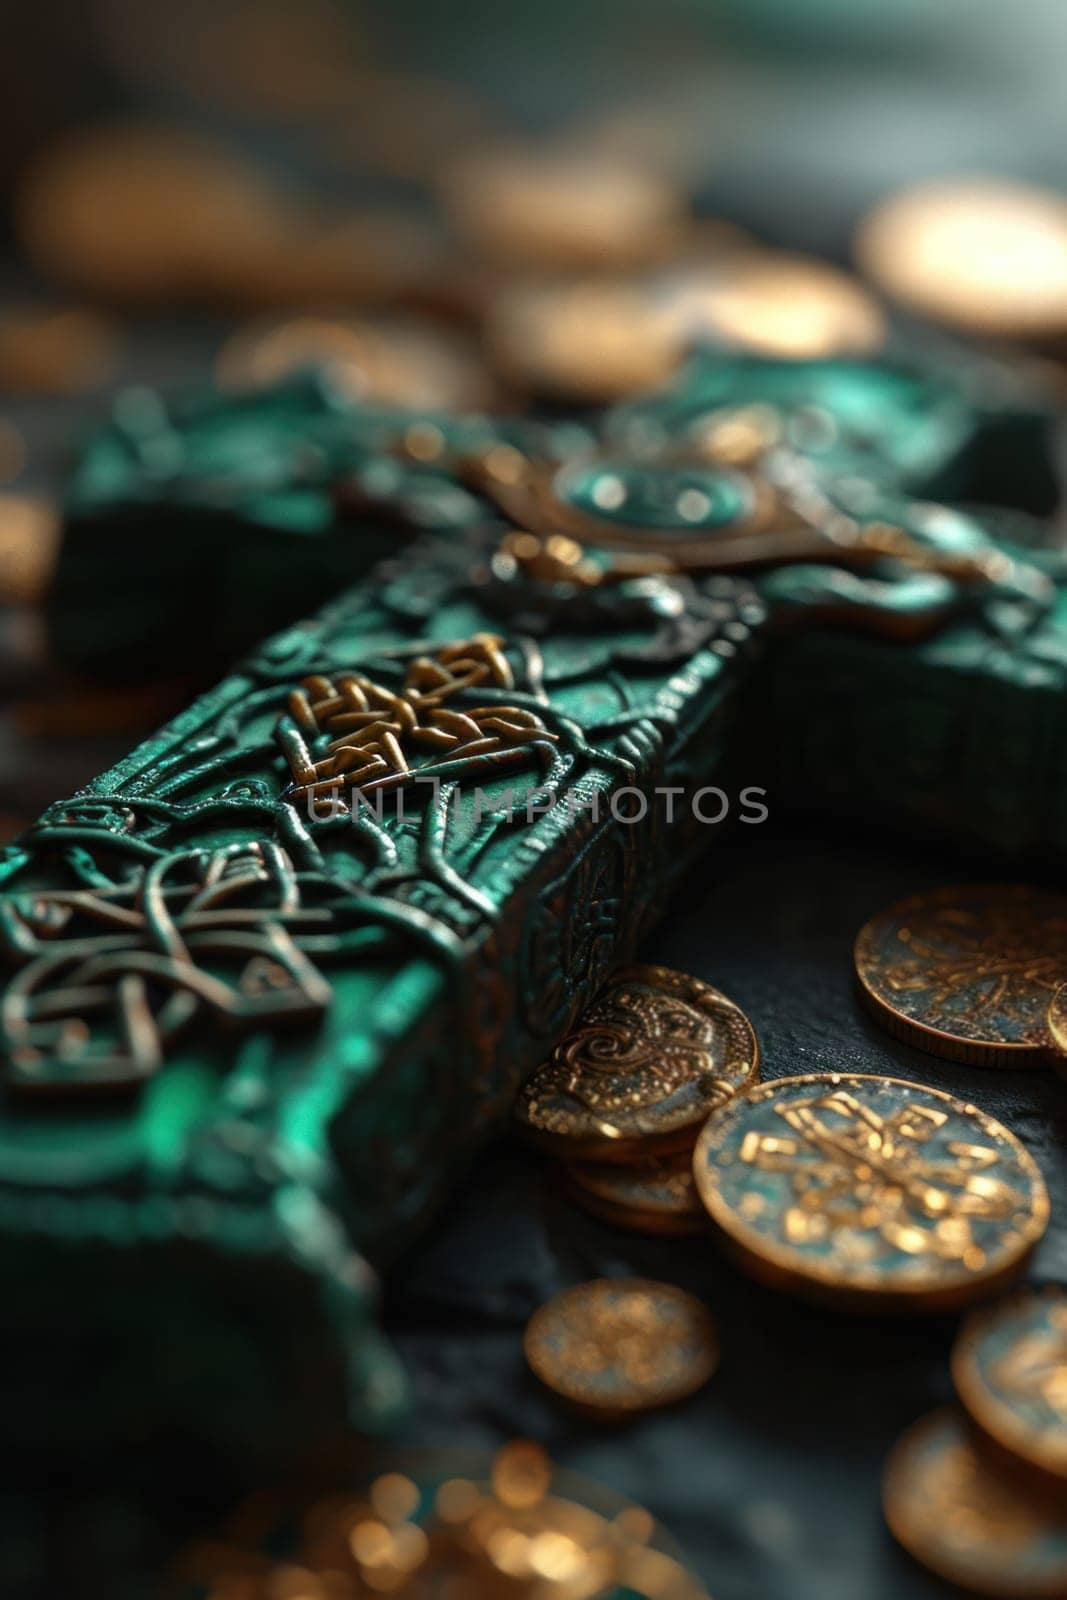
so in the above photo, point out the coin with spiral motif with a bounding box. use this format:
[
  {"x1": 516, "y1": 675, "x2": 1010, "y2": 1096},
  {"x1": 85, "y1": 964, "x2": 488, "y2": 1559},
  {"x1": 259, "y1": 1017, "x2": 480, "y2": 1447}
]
[
  {"x1": 692, "y1": 1074, "x2": 1048, "y2": 1312},
  {"x1": 524, "y1": 1279, "x2": 718, "y2": 1416},
  {"x1": 884, "y1": 1409, "x2": 1067, "y2": 1599},
  {"x1": 515, "y1": 965, "x2": 759, "y2": 1162},
  {"x1": 953, "y1": 1288, "x2": 1067, "y2": 1495},
  {"x1": 854, "y1": 884, "x2": 1067, "y2": 1067}
]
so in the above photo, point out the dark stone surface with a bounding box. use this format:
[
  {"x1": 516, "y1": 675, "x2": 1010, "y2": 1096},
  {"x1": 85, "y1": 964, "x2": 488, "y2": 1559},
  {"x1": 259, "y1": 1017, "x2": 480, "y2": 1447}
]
[{"x1": 384, "y1": 816, "x2": 1066, "y2": 1600}]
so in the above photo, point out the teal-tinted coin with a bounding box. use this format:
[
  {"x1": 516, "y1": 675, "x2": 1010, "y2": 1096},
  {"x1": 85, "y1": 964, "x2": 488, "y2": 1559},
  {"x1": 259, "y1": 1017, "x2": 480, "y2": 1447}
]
[
  {"x1": 855, "y1": 884, "x2": 1067, "y2": 1067},
  {"x1": 954, "y1": 1288, "x2": 1067, "y2": 1492},
  {"x1": 524, "y1": 1279, "x2": 718, "y2": 1416},
  {"x1": 884, "y1": 1408, "x2": 1067, "y2": 1598},
  {"x1": 692, "y1": 1073, "x2": 1048, "y2": 1312}
]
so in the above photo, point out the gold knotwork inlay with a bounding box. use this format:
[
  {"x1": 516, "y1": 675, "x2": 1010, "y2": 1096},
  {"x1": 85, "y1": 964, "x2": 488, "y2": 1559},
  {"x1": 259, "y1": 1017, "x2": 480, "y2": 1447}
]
[{"x1": 278, "y1": 632, "x2": 557, "y2": 804}]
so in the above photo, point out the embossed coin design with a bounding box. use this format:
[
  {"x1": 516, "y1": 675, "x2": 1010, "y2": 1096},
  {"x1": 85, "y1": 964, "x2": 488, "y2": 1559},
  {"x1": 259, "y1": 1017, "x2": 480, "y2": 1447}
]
[
  {"x1": 692, "y1": 1074, "x2": 1048, "y2": 1312},
  {"x1": 954, "y1": 1288, "x2": 1067, "y2": 1494},
  {"x1": 515, "y1": 965, "x2": 759, "y2": 1162},
  {"x1": 884, "y1": 1409, "x2": 1067, "y2": 1599},
  {"x1": 854, "y1": 885, "x2": 1067, "y2": 1066},
  {"x1": 565, "y1": 1151, "x2": 707, "y2": 1236},
  {"x1": 524, "y1": 1279, "x2": 718, "y2": 1416},
  {"x1": 1049, "y1": 986, "x2": 1067, "y2": 1074}
]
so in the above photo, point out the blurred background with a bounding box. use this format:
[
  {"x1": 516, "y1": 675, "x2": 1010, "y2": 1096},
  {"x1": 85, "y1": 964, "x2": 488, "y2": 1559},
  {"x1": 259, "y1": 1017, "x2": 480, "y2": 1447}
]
[
  {"x1": 4, "y1": 0, "x2": 1067, "y2": 487},
  {"x1": 3, "y1": 7, "x2": 1067, "y2": 1594}
]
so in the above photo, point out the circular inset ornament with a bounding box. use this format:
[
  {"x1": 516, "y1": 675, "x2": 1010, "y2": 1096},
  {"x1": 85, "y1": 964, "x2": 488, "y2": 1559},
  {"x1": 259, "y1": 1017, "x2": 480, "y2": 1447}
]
[
  {"x1": 692, "y1": 1074, "x2": 1048, "y2": 1313},
  {"x1": 954, "y1": 1288, "x2": 1067, "y2": 1494},
  {"x1": 467, "y1": 450, "x2": 830, "y2": 574},
  {"x1": 854, "y1": 884, "x2": 1067, "y2": 1066},
  {"x1": 524, "y1": 1279, "x2": 718, "y2": 1416},
  {"x1": 565, "y1": 1152, "x2": 707, "y2": 1237},
  {"x1": 557, "y1": 460, "x2": 755, "y2": 534},
  {"x1": 884, "y1": 1409, "x2": 1067, "y2": 1598},
  {"x1": 515, "y1": 965, "x2": 759, "y2": 1162}
]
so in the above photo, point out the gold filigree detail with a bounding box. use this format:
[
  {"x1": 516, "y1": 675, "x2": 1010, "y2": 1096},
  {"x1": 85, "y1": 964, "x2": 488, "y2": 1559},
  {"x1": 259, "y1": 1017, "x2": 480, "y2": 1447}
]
[{"x1": 277, "y1": 633, "x2": 557, "y2": 803}]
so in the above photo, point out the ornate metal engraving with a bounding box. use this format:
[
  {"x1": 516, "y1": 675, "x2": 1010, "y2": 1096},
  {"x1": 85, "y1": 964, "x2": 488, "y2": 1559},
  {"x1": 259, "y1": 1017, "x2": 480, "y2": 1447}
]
[
  {"x1": 2, "y1": 842, "x2": 335, "y2": 1092},
  {"x1": 276, "y1": 633, "x2": 557, "y2": 806}
]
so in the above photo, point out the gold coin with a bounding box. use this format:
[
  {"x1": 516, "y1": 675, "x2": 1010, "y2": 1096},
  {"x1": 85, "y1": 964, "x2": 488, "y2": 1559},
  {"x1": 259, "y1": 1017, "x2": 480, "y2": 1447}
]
[
  {"x1": 1049, "y1": 986, "x2": 1067, "y2": 1068},
  {"x1": 565, "y1": 1152, "x2": 707, "y2": 1237},
  {"x1": 0, "y1": 494, "x2": 61, "y2": 606},
  {"x1": 884, "y1": 1408, "x2": 1067, "y2": 1598},
  {"x1": 216, "y1": 315, "x2": 495, "y2": 411},
  {"x1": 441, "y1": 145, "x2": 685, "y2": 271},
  {"x1": 954, "y1": 1287, "x2": 1067, "y2": 1495},
  {"x1": 692, "y1": 1073, "x2": 1048, "y2": 1313},
  {"x1": 515, "y1": 965, "x2": 759, "y2": 1163},
  {"x1": 485, "y1": 278, "x2": 682, "y2": 403},
  {"x1": 854, "y1": 884, "x2": 1067, "y2": 1066},
  {"x1": 0, "y1": 307, "x2": 118, "y2": 395},
  {"x1": 855, "y1": 179, "x2": 1067, "y2": 338},
  {"x1": 17, "y1": 122, "x2": 290, "y2": 303},
  {"x1": 524, "y1": 1279, "x2": 718, "y2": 1415},
  {"x1": 657, "y1": 251, "x2": 886, "y2": 359}
]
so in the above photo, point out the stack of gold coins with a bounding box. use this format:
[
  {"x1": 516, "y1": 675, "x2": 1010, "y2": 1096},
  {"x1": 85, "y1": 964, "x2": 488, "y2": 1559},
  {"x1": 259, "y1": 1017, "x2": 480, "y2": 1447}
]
[
  {"x1": 513, "y1": 964, "x2": 760, "y2": 1237},
  {"x1": 884, "y1": 1287, "x2": 1067, "y2": 1597}
]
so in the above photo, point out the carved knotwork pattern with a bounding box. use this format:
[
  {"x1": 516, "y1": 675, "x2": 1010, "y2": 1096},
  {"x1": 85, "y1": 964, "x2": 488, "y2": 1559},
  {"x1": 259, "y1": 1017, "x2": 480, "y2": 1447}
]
[
  {"x1": 276, "y1": 632, "x2": 558, "y2": 805},
  {"x1": 1, "y1": 842, "x2": 335, "y2": 1093}
]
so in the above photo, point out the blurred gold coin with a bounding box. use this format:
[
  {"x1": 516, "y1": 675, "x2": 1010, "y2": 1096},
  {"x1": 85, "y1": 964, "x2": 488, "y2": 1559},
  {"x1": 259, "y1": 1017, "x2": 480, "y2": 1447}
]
[
  {"x1": 441, "y1": 145, "x2": 686, "y2": 271},
  {"x1": 524, "y1": 1279, "x2": 718, "y2": 1416},
  {"x1": 18, "y1": 122, "x2": 290, "y2": 302},
  {"x1": 216, "y1": 315, "x2": 496, "y2": 410},
  {"x1": 953, "y1": 1287, "x2": 1067, "y2": 1496},
  {"x1": 0, "y1": 307, "x2": 118, "y2": 395},
  {"x1": 659, "y1": 251, "x2": 886, "y2": 358},
  {"x1": 854, "y1": 884, "x2": 1067, "y2": 1066},
  {"x1": 884, "y1": 1408, "x2": 1067, "y2": 1598},
  {"x1": 855, "y1": 179, "x2": 1067, "y2": 338},
  {"x1": 486, "y1": 279, "x2": 682, "y2": 402},
  {"x1": 565, "y1": 1152, "x2": 707, "y2": 1236},
  {"x1": 0, "y1": 494, "x2": 61, "y2": 605},
  {"x1": 515, "y1": 965, "x2": 759, "y2": 1163}
]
